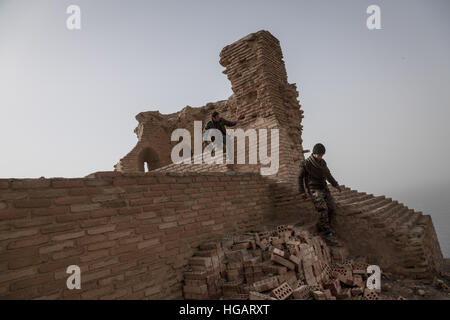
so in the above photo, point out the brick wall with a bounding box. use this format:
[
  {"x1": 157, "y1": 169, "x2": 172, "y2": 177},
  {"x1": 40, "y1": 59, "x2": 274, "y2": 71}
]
[
  {"x1": 330, "y1": 187, "x2": 444, "y2": 278},
  {"x1": 0, "y1": 171, "x2": 277, "y2": 299}
]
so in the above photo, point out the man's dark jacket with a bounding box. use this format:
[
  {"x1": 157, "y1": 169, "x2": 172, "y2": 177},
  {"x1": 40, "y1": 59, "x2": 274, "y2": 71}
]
[
  {"x1": 204, "y1": 118, "x2": 236, "y2": 138},
  {"x1": 298, "y1": 155, "x2": 339, "y2": 194}
]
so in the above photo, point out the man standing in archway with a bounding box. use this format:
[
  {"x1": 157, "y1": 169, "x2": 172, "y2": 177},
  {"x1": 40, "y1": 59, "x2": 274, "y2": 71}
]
[{"x1": 298, "y1": 143, "x2": 342, "y2": 246}]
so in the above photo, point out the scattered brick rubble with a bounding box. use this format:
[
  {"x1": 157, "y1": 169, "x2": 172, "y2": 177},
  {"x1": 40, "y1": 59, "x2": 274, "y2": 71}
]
[{"x1": 183, "y1": 225, "x2": 388, "y2": 300}]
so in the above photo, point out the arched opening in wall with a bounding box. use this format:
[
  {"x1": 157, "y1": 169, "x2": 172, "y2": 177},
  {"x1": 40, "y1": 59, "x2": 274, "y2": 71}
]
[{"x1": 137, "y1": 147, "x2": 160, "y2": 172}]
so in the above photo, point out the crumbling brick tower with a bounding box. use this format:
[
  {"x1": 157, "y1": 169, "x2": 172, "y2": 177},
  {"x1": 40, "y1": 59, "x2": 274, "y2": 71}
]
[
  {"x1": 114, "y1": 31, "x2": 305, "y2": 187},
  {"x1": 114, "y1": 30, "x2": 444, "y2": 279}
]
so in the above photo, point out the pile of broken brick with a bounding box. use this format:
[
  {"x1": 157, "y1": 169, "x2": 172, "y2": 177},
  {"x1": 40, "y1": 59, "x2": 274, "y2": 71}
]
[{"x1": 183, "y1": 225, "x2": 387, "y2": 300}]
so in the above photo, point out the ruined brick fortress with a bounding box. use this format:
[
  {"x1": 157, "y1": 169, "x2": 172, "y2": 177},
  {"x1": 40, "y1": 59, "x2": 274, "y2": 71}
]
[{"x1": 0, "y1": 30, "x2": 445, "y2": 299}]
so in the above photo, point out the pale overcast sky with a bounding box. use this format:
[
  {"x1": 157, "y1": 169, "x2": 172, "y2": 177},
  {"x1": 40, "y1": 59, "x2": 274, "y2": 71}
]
[{"x1": 0, "y1": 0, "x2": 449, "y2": 255}]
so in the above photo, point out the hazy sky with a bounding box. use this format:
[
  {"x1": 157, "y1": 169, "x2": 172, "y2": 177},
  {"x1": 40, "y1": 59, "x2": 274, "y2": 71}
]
[{"x1": 0, "y1": 1, "x2": 449, "y2": 254}]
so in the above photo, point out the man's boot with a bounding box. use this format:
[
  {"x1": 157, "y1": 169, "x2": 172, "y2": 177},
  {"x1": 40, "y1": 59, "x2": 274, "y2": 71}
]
[{"x1": 318, "y1": 211, "x2": 341, "y2": 247}]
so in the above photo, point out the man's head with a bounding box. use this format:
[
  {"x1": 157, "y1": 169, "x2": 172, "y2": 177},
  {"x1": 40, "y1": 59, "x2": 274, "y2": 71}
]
[
  {"x1": 312, "y1": 143, "x2": 326, "y2": 160},
  {"x1": 212, "y1": 111, "x2": 220, "y2": 122}
]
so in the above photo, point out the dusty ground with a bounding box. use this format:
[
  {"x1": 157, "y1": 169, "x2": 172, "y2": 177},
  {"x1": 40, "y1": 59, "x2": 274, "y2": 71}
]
[
  {"x1": 378, "y1": 258, "x2": 450, "y2": 300},
  {"x1": 379, "y1": 277, "x2": 450, "y2": 300}
]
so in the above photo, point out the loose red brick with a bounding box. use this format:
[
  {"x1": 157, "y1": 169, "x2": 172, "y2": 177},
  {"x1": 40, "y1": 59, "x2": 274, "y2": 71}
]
[
  {"x1": 82, "y1": 269, "x2": 111, "y2": 283},
  {"x1": 0, "y1": 228, "x2": 39, "y2": 241},
  {"x1": 51, "y1": 230, "x2": 85, "y2": 241},
  {"x1": 90, "y1": 208, "x2": 118, "y2": 218},
  {"x1": 87, "y1": 240, "x2": 116, "y2": 251},
  {"x1": 32, "y1": 206, "x2": 68, "y2": 217},
  {"x1": 79, "y1": 249, "x2": 109, "y2": 263},
  {"x1": 29, "y1": 189, "x2": 68, "y2": 199},
  {"x1": 54, "y1": 196, "x2": 89, "y2": 205},
  {"x1": 113, "y1": 178, "x2": 137, "y2": 186},
  {"x1": 137, "y1": 238, "x2": 160, "y2": 249},
  {"x1": 8, "y1": 255, "x2": 45, "y2": 270},
  {"x1": 55, "y1": 211, "x2": 90, "y2": 222},
  {"x1": 0, "y1": 209, "x2": 29, "y2": 220},
  {"x1": 41, "y1": 222, "x2": 77, "y2": 234},
  {"x1": 81, "y1": 286, "x2": 114, "y2": 299},
  {"x1": 80, "y1": 218, "x2": 109, "y2": 228}
]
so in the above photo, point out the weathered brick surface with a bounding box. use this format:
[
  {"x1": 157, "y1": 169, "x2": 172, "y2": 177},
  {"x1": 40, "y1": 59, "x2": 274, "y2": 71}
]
[{"x1": 0, "y1": 172, "x2": 274, "y2": 299}]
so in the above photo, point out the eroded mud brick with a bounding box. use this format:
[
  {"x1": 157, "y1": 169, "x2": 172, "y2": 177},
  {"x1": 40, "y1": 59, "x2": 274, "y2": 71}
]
[
  {"x1": 257, "y1": 238, "x2": 270, "y2": 250},
  {"x1": 324, "y1": 279, "x2": 342, "y2": 296},
  {"x1": 225, "y1": 249, "x2": 247, "y2": 262},
  {"x1": 249, "y1": 291, "x2": 272, "y2": 300},
  {"x1": 277, "y1": 271, "x2": 297, "y2": 286},
  {"x1": 184, "y1": 270, "x2": 208, "y2": 280},
  {"x1": 335, "y1": 288, "x2": 351, "y2": 300},
  {"x1": 243, "y1": 256, "x2": 260, "y2": 267},
  {"x1": 184, "y1": 279, "x2": 207, "y2": 286},
  {"x1": 184, "y1": 292, "x2": 209, "y2": 300},
  {"x1": 353, "y1": 275, "x2": 365, "y2": 288},
  {"x1": 189, "y1": 256, "x2": 213, "y2": 268},
  {"x1": 225, "y1": 293, "x2": 249, "y2": 300},
  {"x1": 262, "y1": 263, "x2": 287, "y2": 275},
  {"x1": 199, "y1": 241, "x2": 221, "y2": 251},
  {"x1": 232, "y1": 241, "x2": 251, "y2": 250},
  {"x1": 323, "y1": 289, "x2": 334, "y2": 300},
  {"x1": 351, "y1": 287, "x2": 364, "y2": 296},
  {"x1": 227, "y1": 261, "x2": 243, "y2": 270},
  {"x1": 222, "y1": 281, "x2": 243, "y2": 296},
  {"x1": 270, "y1": 236, "x2": 284, "y2": 248},
  {"x1": 272, "y1": 247, "x2": 285, "y2": 257},
  {"x1": 335, "y1": 271, "x2": 354, "y2": 286},
  {"x1": 352, "y1": 261, "x2": 369, "y2": 275},
  {"x1": 289, "y1": 254, "x2": 302, "y2": 268},
  {"x1": 312, "y1": 290, "x2": 327, "y2": 300},
  {"x1": 330, "y1": 246, "x2": 349, "y2": 264},
  {"x1": 183, "y1": 284, "x2": 208, "y2": 295}
]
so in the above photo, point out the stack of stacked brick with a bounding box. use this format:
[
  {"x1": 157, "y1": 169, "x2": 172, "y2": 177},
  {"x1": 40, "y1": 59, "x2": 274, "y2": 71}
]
[
  {"x1": 329, "y1": 186, "x2": 444, "y2": 278},
  {"x1": 182, "y1": 225, "x2": 382, "y2": 300}
]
